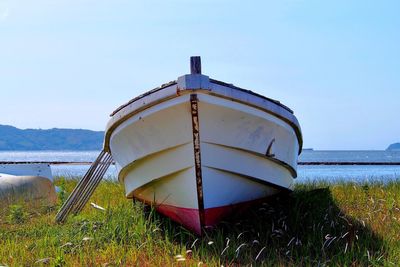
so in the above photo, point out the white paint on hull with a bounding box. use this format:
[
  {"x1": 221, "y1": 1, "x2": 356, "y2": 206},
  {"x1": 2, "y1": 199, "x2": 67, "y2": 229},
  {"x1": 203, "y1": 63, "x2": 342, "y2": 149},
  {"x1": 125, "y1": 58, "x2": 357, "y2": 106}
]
[
  {"x1": 105, "y1": 65, "x2": 303, "y2": 232},
  {"x1": 0, "y1": 163, "x2": 53, "y2": 181},
  {"x1": 110, "y1": 95, "x2": 192, "y2": 169},
  {"x1": 0, "y1": 174, "x2": 56, "y2": 205},
  {"x1": 202, "y1": 166, "x2": 278, "y2": 209},
  {"x1": 122, "y1": 142, "x2": 195, "y2": 198},
  {"x1": 108, "y1": 84, "x2": 300, "y2": 232},
  {"x1": 133, "y1": 167, "x2": 198, "y2": 209},
  {"x1": 110, "y1": 92, "x2": 298, "y2": 201},
  {"x1": 201, "y1": 142, "x2": 293, "y2": 189},
  {"x1": 111, "y1": 91, "x2": 298, "y2": 207},
  {"x1": 197, "y1": 94, "x2": 299, "y2": 169}
]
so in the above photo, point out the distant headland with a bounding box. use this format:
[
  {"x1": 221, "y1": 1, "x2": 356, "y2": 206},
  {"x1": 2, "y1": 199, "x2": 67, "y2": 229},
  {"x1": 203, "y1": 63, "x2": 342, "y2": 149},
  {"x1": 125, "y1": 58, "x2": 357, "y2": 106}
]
[
  {"x1": 386, "y1": 143, "x2": 400, "y2": 151},
  {"x1": 0, "y1": 125, "x2": 104, "y2": 151}
]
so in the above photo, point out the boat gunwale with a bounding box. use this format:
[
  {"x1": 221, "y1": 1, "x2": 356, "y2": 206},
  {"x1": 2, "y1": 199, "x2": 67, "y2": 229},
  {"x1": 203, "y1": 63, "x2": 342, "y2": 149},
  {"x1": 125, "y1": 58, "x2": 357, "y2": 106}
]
[
  {"x1": 104, "y1": 79, "x2": 303, "y2": 154},
  {"x1": 209, "y1": 78, "x2": 294, "y2": 113}
]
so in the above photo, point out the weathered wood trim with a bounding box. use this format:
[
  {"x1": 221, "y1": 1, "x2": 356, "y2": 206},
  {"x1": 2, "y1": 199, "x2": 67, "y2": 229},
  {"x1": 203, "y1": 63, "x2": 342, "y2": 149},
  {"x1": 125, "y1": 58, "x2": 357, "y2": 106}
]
[
  {"x1": 190, "y1": 94, "x2": 205, "y2": 229},
  {"x1": 190, "y1": 56, "x2": 202, "y2": 74}
]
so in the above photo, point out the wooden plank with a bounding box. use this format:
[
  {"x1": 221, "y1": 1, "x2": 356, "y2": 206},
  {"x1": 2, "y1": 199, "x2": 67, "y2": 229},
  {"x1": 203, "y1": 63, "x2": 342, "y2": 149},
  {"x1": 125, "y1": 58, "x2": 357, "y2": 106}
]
[
  {"x1": 190, "y1": 56, "x2": 201, "y2": 74},
  {"x1": 55, "y1": 151, "x2": 113, "y2": 223},
  {"x1": 190, "y1": 94, "x2": 205, "y2": 229},
  {"x1": 72, "y1": 153, "x2": 113, "y2": 214}
]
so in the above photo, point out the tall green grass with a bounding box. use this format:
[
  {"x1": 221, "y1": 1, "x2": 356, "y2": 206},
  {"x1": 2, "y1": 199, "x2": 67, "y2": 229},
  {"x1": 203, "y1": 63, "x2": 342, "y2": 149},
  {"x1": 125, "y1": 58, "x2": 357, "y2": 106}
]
[{"x1": 0, "y1": 177, "x2": 399, "y2": 266}]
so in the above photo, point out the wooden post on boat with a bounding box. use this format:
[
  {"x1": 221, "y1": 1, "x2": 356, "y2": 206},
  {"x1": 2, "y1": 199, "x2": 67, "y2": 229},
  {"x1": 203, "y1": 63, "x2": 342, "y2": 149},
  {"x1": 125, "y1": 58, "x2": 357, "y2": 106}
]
[
  {"x1": 55, "y1": 150, "x2": 113, "y2": 223},
  {"x1": 190, "y1": 56, "x2": 201, "y2": 74}
]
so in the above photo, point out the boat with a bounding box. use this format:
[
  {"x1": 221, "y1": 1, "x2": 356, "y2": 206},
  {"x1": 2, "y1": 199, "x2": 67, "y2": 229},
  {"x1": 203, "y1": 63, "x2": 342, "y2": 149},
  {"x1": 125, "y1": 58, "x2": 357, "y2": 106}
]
[
  {"x1": 100, "y1": 57, "x2": 303, "y2": 234},
  {"x1": 57, "y1": 56, "x2": 302, "y2": 233},
  {"x1": 0, "y1": 163, "x2": 57, "y2": 205}
]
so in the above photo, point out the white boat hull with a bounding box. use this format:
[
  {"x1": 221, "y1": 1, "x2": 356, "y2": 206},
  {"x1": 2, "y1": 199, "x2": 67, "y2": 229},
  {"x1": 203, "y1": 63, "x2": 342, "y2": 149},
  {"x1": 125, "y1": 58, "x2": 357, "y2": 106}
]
[
  {"x1": 107, "y1": 75, "x2": 301, "y2": 234},
  {"x1": 0, "y1": 163, "x2": 56, "y2": 205}
]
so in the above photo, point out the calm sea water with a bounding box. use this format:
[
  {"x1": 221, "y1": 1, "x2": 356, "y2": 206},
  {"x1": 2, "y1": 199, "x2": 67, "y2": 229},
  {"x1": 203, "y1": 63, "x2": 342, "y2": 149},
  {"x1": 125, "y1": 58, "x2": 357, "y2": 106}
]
[{"x1": 0, "y1": 150, "x2": 399, "y2": 183}]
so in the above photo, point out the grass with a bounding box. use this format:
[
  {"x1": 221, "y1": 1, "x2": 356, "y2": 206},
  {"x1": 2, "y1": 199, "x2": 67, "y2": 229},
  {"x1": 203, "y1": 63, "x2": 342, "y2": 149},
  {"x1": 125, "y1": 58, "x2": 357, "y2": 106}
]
[{"x1": 0, "y1": 177, "x2": 399, "y2": 266}]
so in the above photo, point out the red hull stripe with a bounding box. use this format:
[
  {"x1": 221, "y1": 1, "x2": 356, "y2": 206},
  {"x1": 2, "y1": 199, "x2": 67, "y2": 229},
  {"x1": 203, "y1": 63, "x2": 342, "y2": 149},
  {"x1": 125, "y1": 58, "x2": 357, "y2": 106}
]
[
  {"x1": 156, "y1": 204, "x2": 201, "y2": 235},
  {"x1": 156, "y1": 198, "x2": 268, "y2": 235}
]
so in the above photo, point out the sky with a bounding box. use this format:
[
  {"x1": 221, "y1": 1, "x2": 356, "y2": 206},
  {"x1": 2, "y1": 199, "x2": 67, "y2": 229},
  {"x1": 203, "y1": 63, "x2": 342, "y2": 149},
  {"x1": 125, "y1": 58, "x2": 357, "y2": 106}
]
[{"x1": 1, "y1": 0, "x2": 399, "y2": 150}]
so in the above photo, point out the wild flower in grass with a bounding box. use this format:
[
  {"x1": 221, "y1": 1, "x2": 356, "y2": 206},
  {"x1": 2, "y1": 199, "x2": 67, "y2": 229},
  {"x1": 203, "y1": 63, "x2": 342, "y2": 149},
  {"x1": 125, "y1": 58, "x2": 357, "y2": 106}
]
[
  {"x1": 90, "y1": 202, "x2": 106, "y2": 211},
  {"x1": 325, "y1": 234, "x2": 332, "y2": 240},
  {"x1": 186, "y1": 250, "x2": 192, "y2": 259},
  {"x1": 255, "y1": 246, "x2": 266, "y2": 261},
  {"x1": 137, "y1": 241, "x2": 147, "y2": 250},
  {"x1": 220, "y1": 246, "x2": 229, "y2": 256},
  {"x1": 272, "y1": 229, "x2": 284, "y2": 237},
  {"x1": 237, "y1": 231, "x2": 247, "y2": 240},
  {"x1": 60, "y1": 242, "x2": 73, "y2": 248},
  {"x1": 35, "y1": 258, "x2": 52, "y2": 264},
  {"x1": 82, "y1": 237, "x2": 93, "y2": 242},
  {"x1": 323, "y1": 235, "x2": 332, "y2": 249},
  {"x1": 207, "y1": 241, "x2": 214, "y2": 245},
  {"x1": 283, "y1": 221, "x2": 288, "y2": 231},
  {"x1": 225, "y1": 238, "x2": 230, "y2": 247},
  {"x1": 191, "y1": 238, "x2": 198, "y2": 248},
  {"x1": 287, "y1": 237, "x2": 295, "y2": 247},
  {"x1": 174, "y1": 255, "x2": 185, "y2": 261},
  {"x1": 235, "y1": 243, "x2": 247, "y2": 257},
  {"x1": 341, "y1": 232, "x2": 349, "y2": 239},
  {"x1": 325, "y1": 237, "x2": 337, "y2": 248}
]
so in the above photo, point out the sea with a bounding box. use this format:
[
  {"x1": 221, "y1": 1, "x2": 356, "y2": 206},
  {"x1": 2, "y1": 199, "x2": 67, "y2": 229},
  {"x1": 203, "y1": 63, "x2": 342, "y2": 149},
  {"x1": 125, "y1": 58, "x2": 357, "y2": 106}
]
[{"x1": 0, "y1": 150, "x2": 399, "y2": 183}]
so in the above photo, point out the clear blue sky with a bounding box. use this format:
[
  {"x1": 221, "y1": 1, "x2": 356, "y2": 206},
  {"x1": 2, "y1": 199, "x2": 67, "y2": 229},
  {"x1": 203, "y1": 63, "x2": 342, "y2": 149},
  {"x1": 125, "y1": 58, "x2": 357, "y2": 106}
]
[{"x1": 1, "y1": 1, "x2": 399, "y2": 150}]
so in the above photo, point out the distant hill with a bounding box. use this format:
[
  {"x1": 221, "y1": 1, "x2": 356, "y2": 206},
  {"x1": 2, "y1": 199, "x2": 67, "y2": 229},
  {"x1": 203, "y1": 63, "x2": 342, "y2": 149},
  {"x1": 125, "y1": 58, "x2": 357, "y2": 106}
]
[
  {"x1": 386, "y1": 143, "x2": 400, "y2": 151},
  {"x1": 0, "y1": 125, "x2": 104, "y2": 151}
]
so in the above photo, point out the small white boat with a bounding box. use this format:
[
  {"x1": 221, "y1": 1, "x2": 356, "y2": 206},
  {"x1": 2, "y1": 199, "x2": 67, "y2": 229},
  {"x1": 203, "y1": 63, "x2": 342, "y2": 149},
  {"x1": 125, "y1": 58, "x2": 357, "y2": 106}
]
[
  {"x1": 104, "y1": 57, "x2": 302, "y2": 234},
  {"x1": 0, "y1": 163, "x2": 57, "y2": 205}
]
